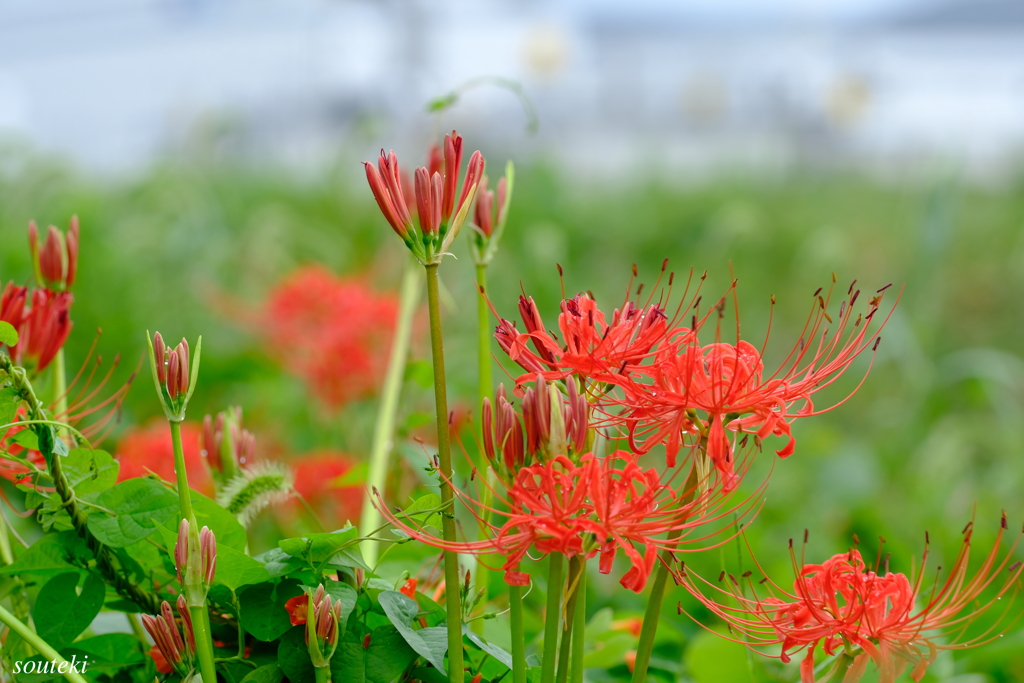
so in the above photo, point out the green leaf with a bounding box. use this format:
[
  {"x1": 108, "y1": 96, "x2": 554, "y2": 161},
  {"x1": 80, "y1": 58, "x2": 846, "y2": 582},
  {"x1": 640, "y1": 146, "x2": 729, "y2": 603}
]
[
  {"x1": 395, "y1": 493, "x2": 442, "y2": 527},
  {"x1": 0, "y1": 532, "x2": 88, "y2": 578},
  {"x1": 323, "y1": 580, "x2": 358, "y2": 634},
  {"x1": 277, "y1": 626, "x2": 315, "y2": 683},
  {"x1": 465, "y1": 628, "x2": 513, "y2": 670},
  {"x1": 32, "y1": 572, "x2": 105, "y2": 650},
  {"x1": 0, "y1": 386, "x2": 20, "y2": 435},
  {"x1": 378, "y1": 591, "x2": 448, "y2": 673},
  {"x1": 69, "y1": 633, "x2": 147, "y2": 667},
  {"x1": 684, "y1": 629, "x2": 753, "y2": 683},
  {"x1": 216, "y1": 545, "x2": 271, "y2": 591},
  {"x1": 253, "y1": 547, "x2": 304, "y2": 578},
  {"x1": 87, "y1": 478, "x2": 178, "y2": 547},
  {"x1": 239, "y1": 579, "x2": 304, "y2": 642},
  {"x1": 0, "y1": 321, "x2": 18, "y2": 346},
  {"x1": 239, "y1": 663, "x2": 285, "y2": 683},
  {"x1": 279, "y1": 527, "x2": 369, "y2": 571},
  {"x1": 192, "y1": 489, "x2": 248, "y2": 551},
  {"x1": 61, "y1": 448, "x2": 119, "y2": 497},
  {"x1": 332, "y1": 624, "x2": 418, "y2": 683}
]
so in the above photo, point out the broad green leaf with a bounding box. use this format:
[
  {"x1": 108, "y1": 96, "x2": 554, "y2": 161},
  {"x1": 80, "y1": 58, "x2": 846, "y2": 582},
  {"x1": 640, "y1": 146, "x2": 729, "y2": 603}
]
[
  {"x1": 216, "y1": 545, "x2": 271, "y2": 591},
  {"x1": 61, "y1": 448, "x2": 119, "y2": 497},
  {"x1": 0, "y1": 321, "x2": 18, "y2": 346},
  {"x1": 279, "y1": 527, "x2": 369, "y2": 571},
  {"x1": 378, "y1": 591, "x2": 447, "y2": 673},
  {"x1": 192, "y1": 489, "x2": 248, "y2": 551},
  {"x1": 253, "y1": 547, "x2": 304, "y2": 578},
  {"x1": 465, "y1": 629, "x2": 513, "y2": 670},
  {"x1": 239, "y1": 579, "x2": 303, "y2": 642},
  {"x1": 277, "y1": 626, "x2": 315, "y2": 683},
  {"x1": 0, "y1": 386, "x2": 20, "y2": 435},
  {"x1": 0, "y1": 532, "x2": 88, "y2": 578},
  {"x1": 395, "y1": 493, "x2": 442, "y2": 526},
  {"x1": 68, "y1": 633, "x2": 147, "y2": 667},
  {"x1": 87, "y1": 478, "x2": 178, "y2": 547},
  {"x1": 32, "y1": 572, "x2": 105, "y2": 650},
  {"x1": 239, "y1": 663, "x2": 285, "y2": 683},
  {"x1": 408, "y1": 667, "x2": 448, "y2": 683},
  {"x1": 323, "y1": 580, "x2": 358, "y2": 634},
  {"x1": 331, "y1": 624, "x2": 417, "y2": 683}
]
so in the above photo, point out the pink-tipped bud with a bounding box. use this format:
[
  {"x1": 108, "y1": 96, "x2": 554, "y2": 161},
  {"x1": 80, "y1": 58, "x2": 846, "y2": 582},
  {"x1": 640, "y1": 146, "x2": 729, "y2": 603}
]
[
  {"x1": 415, "y1": 168, "x2": 441, "y2": 235},
  {"x1": 176, "y1": 595, "x2": 196, "y2": 656},
  {"x1": 66, "y1": 216, "x2": 79, "y2": 287},
  {"x1": 518, "y1": 295, "x2": 555, "y2": 364},
  {"x1": 474, "y1": 176, "x2": 495, "y2": 237},
  {"x1": 441, "y1": 131, "x2": 463, "y2": 222},
  {"x1": 174, "y1": 518, "x2": 189, "y2": 584},
  {"x1": 40, "y1": 225, "x2": 64, "y2": 286},
  {"x1": 161, "y1": 600, "x2": 186, "y2": 655},
  {"x1": 482, "y1": 397, "x2": 496, "y2": 464},
  {"x1": 153, "y1": 332, "x2": 167, "y2": 384},
  {"x1": 167, "y1": 350, "x2": 180, "y2": 400},
  {"x1": 200, "y1": 526, "x2": 217, "y2": 586},
  {"x1": 456, "y1": 150, "x2": 486, "y2": 216}
]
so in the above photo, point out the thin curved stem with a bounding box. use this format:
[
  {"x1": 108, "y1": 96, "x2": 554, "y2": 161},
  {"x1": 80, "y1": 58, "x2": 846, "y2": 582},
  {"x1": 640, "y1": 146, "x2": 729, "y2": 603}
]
[
  {"x1": 424, "y1": 263, "x2": 465, "y2": 683},
  {"x1": 0, "y1": 604, "x2": 88, "y2": 683},
  {"x1": 170, "y1": 420, "x2": 194, "y2": 523},
  {"x1": 361, "y1": 256, "x2": 420, "y2": 565}
]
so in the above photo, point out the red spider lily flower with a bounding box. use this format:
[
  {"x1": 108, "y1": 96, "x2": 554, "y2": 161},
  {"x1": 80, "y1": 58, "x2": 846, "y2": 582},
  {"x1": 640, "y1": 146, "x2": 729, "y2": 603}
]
[
  {"x1": 615, "y1": 280, "x2": 897, "y2": 490},
  {"x1": 28, "y1": 216, "x2": 79, "y2": 291},
  {"x1": 400, "y1": 578, "x2": 418, "y2": 599},
  {"x1": 258, "y1": 266, "x2": 399, "y2": 410},
  {"x1": 494, "y1": 293, "x2": 669, "y2": 387},
  {"x1": 365, "y1": 130, "x2": 485, "y2": 264},
  {"x1": 0, "y1": 282, "x2": 28, "y2": 333},
  {"x1": 285, "y1": 594, "x2": 309, "y2": 626},
  {"x1": 9, "y1": 289, "x2": 73, "y2": 373},
  {"x1": 285, "y1": 451, "x2": 363, "y2": 529},
  {"x1": 115, "y1": 419, "x2": 214, "y2": 495},
  {"x1": 677, "y1": 515, "x2": 1024, "y2": 683},
  {"x1": 377, "y1": 448, "x2": 763, "y2": 592}
]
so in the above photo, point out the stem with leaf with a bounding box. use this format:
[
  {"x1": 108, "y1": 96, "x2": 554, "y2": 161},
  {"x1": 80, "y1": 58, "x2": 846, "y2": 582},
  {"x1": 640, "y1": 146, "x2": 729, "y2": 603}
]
[
  {"x1": 0, "y1": 605, "x2": 88, "y2": 683},
  {"x1": 424, "y1": 263, "x2": 465, "y2": 683},
  {"x1": 361, "y1": 255, "x2": 420, "y2": 565}
]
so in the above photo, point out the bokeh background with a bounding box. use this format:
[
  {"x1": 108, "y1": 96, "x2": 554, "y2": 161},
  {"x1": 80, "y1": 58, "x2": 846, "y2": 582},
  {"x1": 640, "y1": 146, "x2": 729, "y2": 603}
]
[{"x1": 2, "y1": 0, "x2": 1024, "y2": 680}]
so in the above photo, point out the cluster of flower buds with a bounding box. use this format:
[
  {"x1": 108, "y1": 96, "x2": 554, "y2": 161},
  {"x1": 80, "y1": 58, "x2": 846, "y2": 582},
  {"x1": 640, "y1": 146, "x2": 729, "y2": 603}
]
[
  {"x1": 28, "y1": 217, "x2": 79, "y2": 291},
  {"x1": 174, "y1": 518, "x2": 216, "y2": 607},
  {"x1": 141, "y1": 596, "x2": 196, "y2": 678},
  {"x1": 0, "y1": 286, "x2": 74, "y2": 373},
  {"x1": 148, "y1": 331, "x2": 201, "y2": 421},
  {"x1": 305, "y1": 584, "x2": 343, "y2": 670},
  {"x1": 364, "y1": 130, "x2": 485, "y2": 265},
  {"x1": 482, "y1": 376, "x2": 590, "y2": 478},
  {"x1": 469, "y1": 161, "x2": 514, "y2": 265},
  {"x1": 201, "y1": 406, "x2": 254, "y2": 482}
]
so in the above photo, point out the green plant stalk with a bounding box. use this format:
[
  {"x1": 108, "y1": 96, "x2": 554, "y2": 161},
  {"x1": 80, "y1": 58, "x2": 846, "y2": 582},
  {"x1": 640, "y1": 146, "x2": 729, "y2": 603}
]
[
  {"x1": 314, "y1": 665, "x2": 332, "y2": 683},
  {"x1": 472, "y1": 261, "x2": 493, "y2": 633},
  {"x1": 0, "y1": 357, "x2": 160, "y2": 613},
  {"x1": 0, "y1": 502, "x2": 32, "y2": 627},
  {"x1": 555, "y1": 557, "x2": 581, "y2": 683},
  {"x1": 51, "y1": 349, "x2": 69, "y2": 440},
  {"x1": 509, "y1": 584, "x2": 528, "y2": 683},
  {"x1": 570, "y1": 563, "x2": 587, "y2": 683},
  {"x1": 190, "y1": 605, "x2": 218, "y2": 683},
  {"x1": 170, "y1": 420, "x2": 194, "y2": 523},
  {"x1": 424, "y1": 263, "x2": 465, "y2": 683},
  {"x1": 0, "y1": 604, "x2": 88, "y2": 683},
  {"x1": 541, "y1": 553, "x2": 565, "y2": 683},
  {"x1": 361, "y1": 256, "x2": 420, "y2": 565}
]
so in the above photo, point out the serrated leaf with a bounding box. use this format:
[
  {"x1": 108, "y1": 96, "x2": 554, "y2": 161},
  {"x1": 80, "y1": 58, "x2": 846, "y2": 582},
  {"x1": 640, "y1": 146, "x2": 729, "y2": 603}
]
[
  {"x1": 378, "y1": 591, "x2": 448, "y2": 673},
  {"x1": 87, "y1": 478, "x2": 178, "y2": 547},
  {"x1": 32, "y1": 572, "x2": 105, "y2": 650}
]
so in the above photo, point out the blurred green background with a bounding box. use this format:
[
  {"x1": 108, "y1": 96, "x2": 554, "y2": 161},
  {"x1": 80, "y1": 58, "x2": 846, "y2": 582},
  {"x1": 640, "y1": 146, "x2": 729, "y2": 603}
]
[{"x1": 2, "y1": 141, "x2": 1023, "y2": 681}]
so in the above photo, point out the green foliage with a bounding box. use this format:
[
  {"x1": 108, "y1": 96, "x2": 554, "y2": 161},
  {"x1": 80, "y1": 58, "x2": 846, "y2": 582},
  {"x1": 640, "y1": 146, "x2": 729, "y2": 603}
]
[
  {"x1": 86, "y1": 478, "x2": 178, "y2": 547},
  {"x1": 239, "y1": 578, "x2": 304, "y2": 641},
  {"x1": 0, "y1": 320, "x2": 18, "y2": 346},
  {"x1": 378, "y1": 590, "x2": 448, "y2": 672},
  {"x1": 31, "y1": 572, "x2": 105, "y2": 650}
]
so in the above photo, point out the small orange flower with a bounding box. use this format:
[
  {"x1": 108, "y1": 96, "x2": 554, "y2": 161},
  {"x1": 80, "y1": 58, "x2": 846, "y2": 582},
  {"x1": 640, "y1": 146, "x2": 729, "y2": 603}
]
[{"x1": 400, "y1": 578, "x2": 418, "y2": 599}]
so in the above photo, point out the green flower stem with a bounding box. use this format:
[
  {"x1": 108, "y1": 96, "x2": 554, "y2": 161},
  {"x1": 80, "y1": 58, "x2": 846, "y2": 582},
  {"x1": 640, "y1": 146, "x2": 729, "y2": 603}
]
[
  {"x1": 0, "y1": 604, "x2": 88, "y2": 683},
  {"x1": 51, "y1": 349, "x2": 69, "y2": 440},
  {"x1": 170, "y1": 419, "x2": 194, "y2": 523},
  {"x1": 555, "y1": 557, "x2": 581, "y2": 683},
  {"x1": 424, "y1": 263, "x2": 465, "y2": 683},
  {"x1": 361, "y1": 256, "x2": 420, "y2": 565},
  {"x1": 509, "y1": 584, "x2": 528, "y2": 683},
  {"x1": 570, "y1": 563, "x2": 587, "y2": 683},
  {"x1": 473, "y1": 261, "x2": 493, "y2": 633},
  {"x1": 0, "y1": 502, "x2": 14, "y2": 565},
  {"x1": 0, "y1": 357, "x2": 160, "y2": 613},
  {"x1": 190, "y1": 605, "x2": 218, "y2": 683},
  {"x1": 314, "y1": 665, "x2": 332, "y2": 683},
  {"x1": 540, "y1": 553, "x2": 565, "y2": 683},
  {"x1": 629, "y1": 527, "x2": 682, "y2": 683}
]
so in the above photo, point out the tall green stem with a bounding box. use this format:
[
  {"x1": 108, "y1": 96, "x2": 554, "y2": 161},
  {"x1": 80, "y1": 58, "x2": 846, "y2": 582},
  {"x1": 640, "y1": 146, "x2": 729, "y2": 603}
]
[
  {"x1": 361, "y1": 256, "x2": 420, "y2": 565},
  {"x1": 570, "y1": 563, "x2": 587, "y2": 683},
  {"x1": 424, "y1": 263, "x2": 465, "y2": 683},
  {"x1": 51, "y1": 349, "x2": 69, "y2": 439},
  {"x1": 314, "y1": 665, "x2": 332, "y2": 683},
  {"x1": 473, "y1": 262, "x2": 493, "y2": 632},
  {"x1": 0, "y1": 605, "x2": 88, "y2": 683},
  {"x1": 189, "y1": 605, "x2": 218, "y2": 683},
  {"x1": 630, "y1": 528, "x2": 682, "y2": 683},
  {"x1": 509, "y1": 584, "x2": 528, "y2": 683},
  {"x1": 541, "y1": 554, "x2": 565, "y2": 683},
  {"x1": 555, "y1": 557, "x2": 581, "y2": 683},
  {"x1": 170, "y1": 420, "x2": 194, "y2": 523}
]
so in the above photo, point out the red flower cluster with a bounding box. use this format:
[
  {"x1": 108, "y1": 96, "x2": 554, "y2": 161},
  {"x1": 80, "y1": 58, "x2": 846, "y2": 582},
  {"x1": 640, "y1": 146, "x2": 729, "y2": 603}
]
[
  {"x1": 115, "y1": 419, "x2": 213, "y2": 496},
  {"x1": 679, "y1": 517, "x2": 1024, "y2": 683},
  {"x1": 259, "y1": 266, "x2": 399, "y2": 410},
  {"x1": 286, "y1": 451, "x2": 363, "y2": 529}
]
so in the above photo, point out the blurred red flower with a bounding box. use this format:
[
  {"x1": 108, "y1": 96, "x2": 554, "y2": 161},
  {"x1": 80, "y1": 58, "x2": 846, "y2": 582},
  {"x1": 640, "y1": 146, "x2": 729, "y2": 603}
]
[
  {"x1": 115, "y1": 419, "x2": 213, "y2": 496},
  {"x1": 288, "y1": 451, "x2": 362, "y2": 529},
  {"x1": 260, "y1": 266, "x2": 398, "y2": 410}
]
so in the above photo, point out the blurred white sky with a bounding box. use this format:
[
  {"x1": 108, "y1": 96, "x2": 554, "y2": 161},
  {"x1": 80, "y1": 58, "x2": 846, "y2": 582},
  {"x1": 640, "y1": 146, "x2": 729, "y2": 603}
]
[{"x1": 1, "y1": 0, "x2": 1022, "y2": 178}]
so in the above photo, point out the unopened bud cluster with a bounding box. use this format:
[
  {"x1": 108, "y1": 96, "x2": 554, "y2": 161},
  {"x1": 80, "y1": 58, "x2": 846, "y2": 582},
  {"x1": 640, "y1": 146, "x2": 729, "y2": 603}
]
[
  {"x1": 148, "y1": 331, "x2": 201, "y2": 421},
  {"x1": 201, "y1": 406, "x2": 254, "y2": 481},
  {"x1": 141, "y1": 596, "x2": 196, "y2": 678},
  {"x1": 306, "y1": 584, "x2": 343, "y2": 670},
  {"x1": 28, "y1": 216, "x2": 79, "y2": 291},
  {"x1": 175, "y1": 518, "x2": 216, "y2": 607}
]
